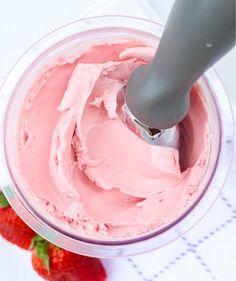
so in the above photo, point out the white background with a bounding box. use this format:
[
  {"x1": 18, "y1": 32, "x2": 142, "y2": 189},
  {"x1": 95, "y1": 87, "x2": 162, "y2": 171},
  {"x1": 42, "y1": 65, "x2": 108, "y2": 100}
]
[{"x1": 0, "y1": 0, "x2": 235, "y2": 100}]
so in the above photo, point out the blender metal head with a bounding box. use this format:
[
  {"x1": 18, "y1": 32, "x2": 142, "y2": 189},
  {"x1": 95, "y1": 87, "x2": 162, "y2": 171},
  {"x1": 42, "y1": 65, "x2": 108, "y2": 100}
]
[
  {"x1": 120, "y1": 0, "x2": 235, "y2": 149},
  {"x1": 116, "y1": 89, "x2": 180, "y2": 148}
]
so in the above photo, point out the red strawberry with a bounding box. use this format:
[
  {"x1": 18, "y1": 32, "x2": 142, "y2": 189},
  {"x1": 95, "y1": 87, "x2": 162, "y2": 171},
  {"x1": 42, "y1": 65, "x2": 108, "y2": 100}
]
[
  {"x1": 0, "y1": 191, "x2": 36, "y2": 250},
  {"x1": 31, "y1": 235, "x2": 107, "y2": 281}
]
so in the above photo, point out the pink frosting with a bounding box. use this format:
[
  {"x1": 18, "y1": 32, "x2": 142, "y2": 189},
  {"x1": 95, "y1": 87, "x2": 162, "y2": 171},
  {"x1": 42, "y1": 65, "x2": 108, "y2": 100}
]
[{"x1": 16, "y1": 40, "x2": 211, "y2": 238}]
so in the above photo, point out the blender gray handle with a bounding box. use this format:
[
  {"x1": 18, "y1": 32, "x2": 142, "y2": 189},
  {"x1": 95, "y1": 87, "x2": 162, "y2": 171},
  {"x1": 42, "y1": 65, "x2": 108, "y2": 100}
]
[{"x1": 125, "y1": 0, "x2": 235, "y2": 129}]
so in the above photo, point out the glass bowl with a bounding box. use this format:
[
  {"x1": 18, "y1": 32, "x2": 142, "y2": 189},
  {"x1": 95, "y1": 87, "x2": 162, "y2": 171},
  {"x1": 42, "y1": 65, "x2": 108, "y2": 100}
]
[{"x1": 0, "y1": 16, "x2": 234, "y2": 258}]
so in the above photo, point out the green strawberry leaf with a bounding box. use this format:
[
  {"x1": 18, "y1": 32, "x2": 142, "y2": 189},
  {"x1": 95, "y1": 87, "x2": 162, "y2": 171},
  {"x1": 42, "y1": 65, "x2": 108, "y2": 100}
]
[
  {"x1": 32, "y1": 235, "x2": 50, "y2": 270},
  {"x1": 0, "y1": 192, "x2": 9, "y2": 208},
  {"x1": 36, "y1": 243, "x2": 50, "y2": 270}
]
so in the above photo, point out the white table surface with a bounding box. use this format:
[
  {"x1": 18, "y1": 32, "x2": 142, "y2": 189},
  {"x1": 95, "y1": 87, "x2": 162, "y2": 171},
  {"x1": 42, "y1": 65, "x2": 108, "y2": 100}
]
[{"x1": 0, "y1": 1, "x2": 235, "y2": 281}]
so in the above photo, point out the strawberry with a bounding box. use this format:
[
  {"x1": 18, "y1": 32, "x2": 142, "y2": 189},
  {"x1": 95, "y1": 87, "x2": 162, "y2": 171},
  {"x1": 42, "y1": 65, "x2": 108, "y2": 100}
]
[
  {"x1": 0, "y1": 191, "x2": 36, "y2": 250},
  {"x1": 31, "y1": 235, "x2": 107, "y2": 281}
]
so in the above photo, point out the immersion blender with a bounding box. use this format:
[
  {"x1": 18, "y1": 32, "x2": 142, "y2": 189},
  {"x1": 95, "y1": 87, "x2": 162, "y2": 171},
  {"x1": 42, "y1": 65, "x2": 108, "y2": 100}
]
[{"x1": 121, "y1": 0, "x2": 235, "y2": 147}]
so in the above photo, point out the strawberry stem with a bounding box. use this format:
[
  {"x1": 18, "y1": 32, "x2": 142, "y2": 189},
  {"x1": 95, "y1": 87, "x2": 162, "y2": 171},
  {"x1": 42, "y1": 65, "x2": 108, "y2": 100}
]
[
  {"x1": 32, "y1": 235, "x2": 50, "y2": 270},
  {"x1": 0, "y1": 192, "x2": 9, "y2": 208}
]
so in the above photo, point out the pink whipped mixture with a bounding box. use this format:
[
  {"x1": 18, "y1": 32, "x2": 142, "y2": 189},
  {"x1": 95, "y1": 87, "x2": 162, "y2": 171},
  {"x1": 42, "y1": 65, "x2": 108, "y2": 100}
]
[{"x1": 16, "y1": 40, "x2": 210, "y2": 238}]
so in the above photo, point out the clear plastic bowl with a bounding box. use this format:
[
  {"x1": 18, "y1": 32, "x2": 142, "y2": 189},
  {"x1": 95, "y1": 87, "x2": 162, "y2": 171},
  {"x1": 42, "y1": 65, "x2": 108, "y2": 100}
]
[{"x1": 0, "y1": 16, "x2": 234, "y2": 258}]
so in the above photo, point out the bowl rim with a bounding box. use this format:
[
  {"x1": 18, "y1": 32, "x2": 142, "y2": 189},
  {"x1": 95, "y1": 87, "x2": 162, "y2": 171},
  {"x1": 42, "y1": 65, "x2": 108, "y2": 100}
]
[{"x1": 0, "y1": 15, "x2": 234, "y2": 257}]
